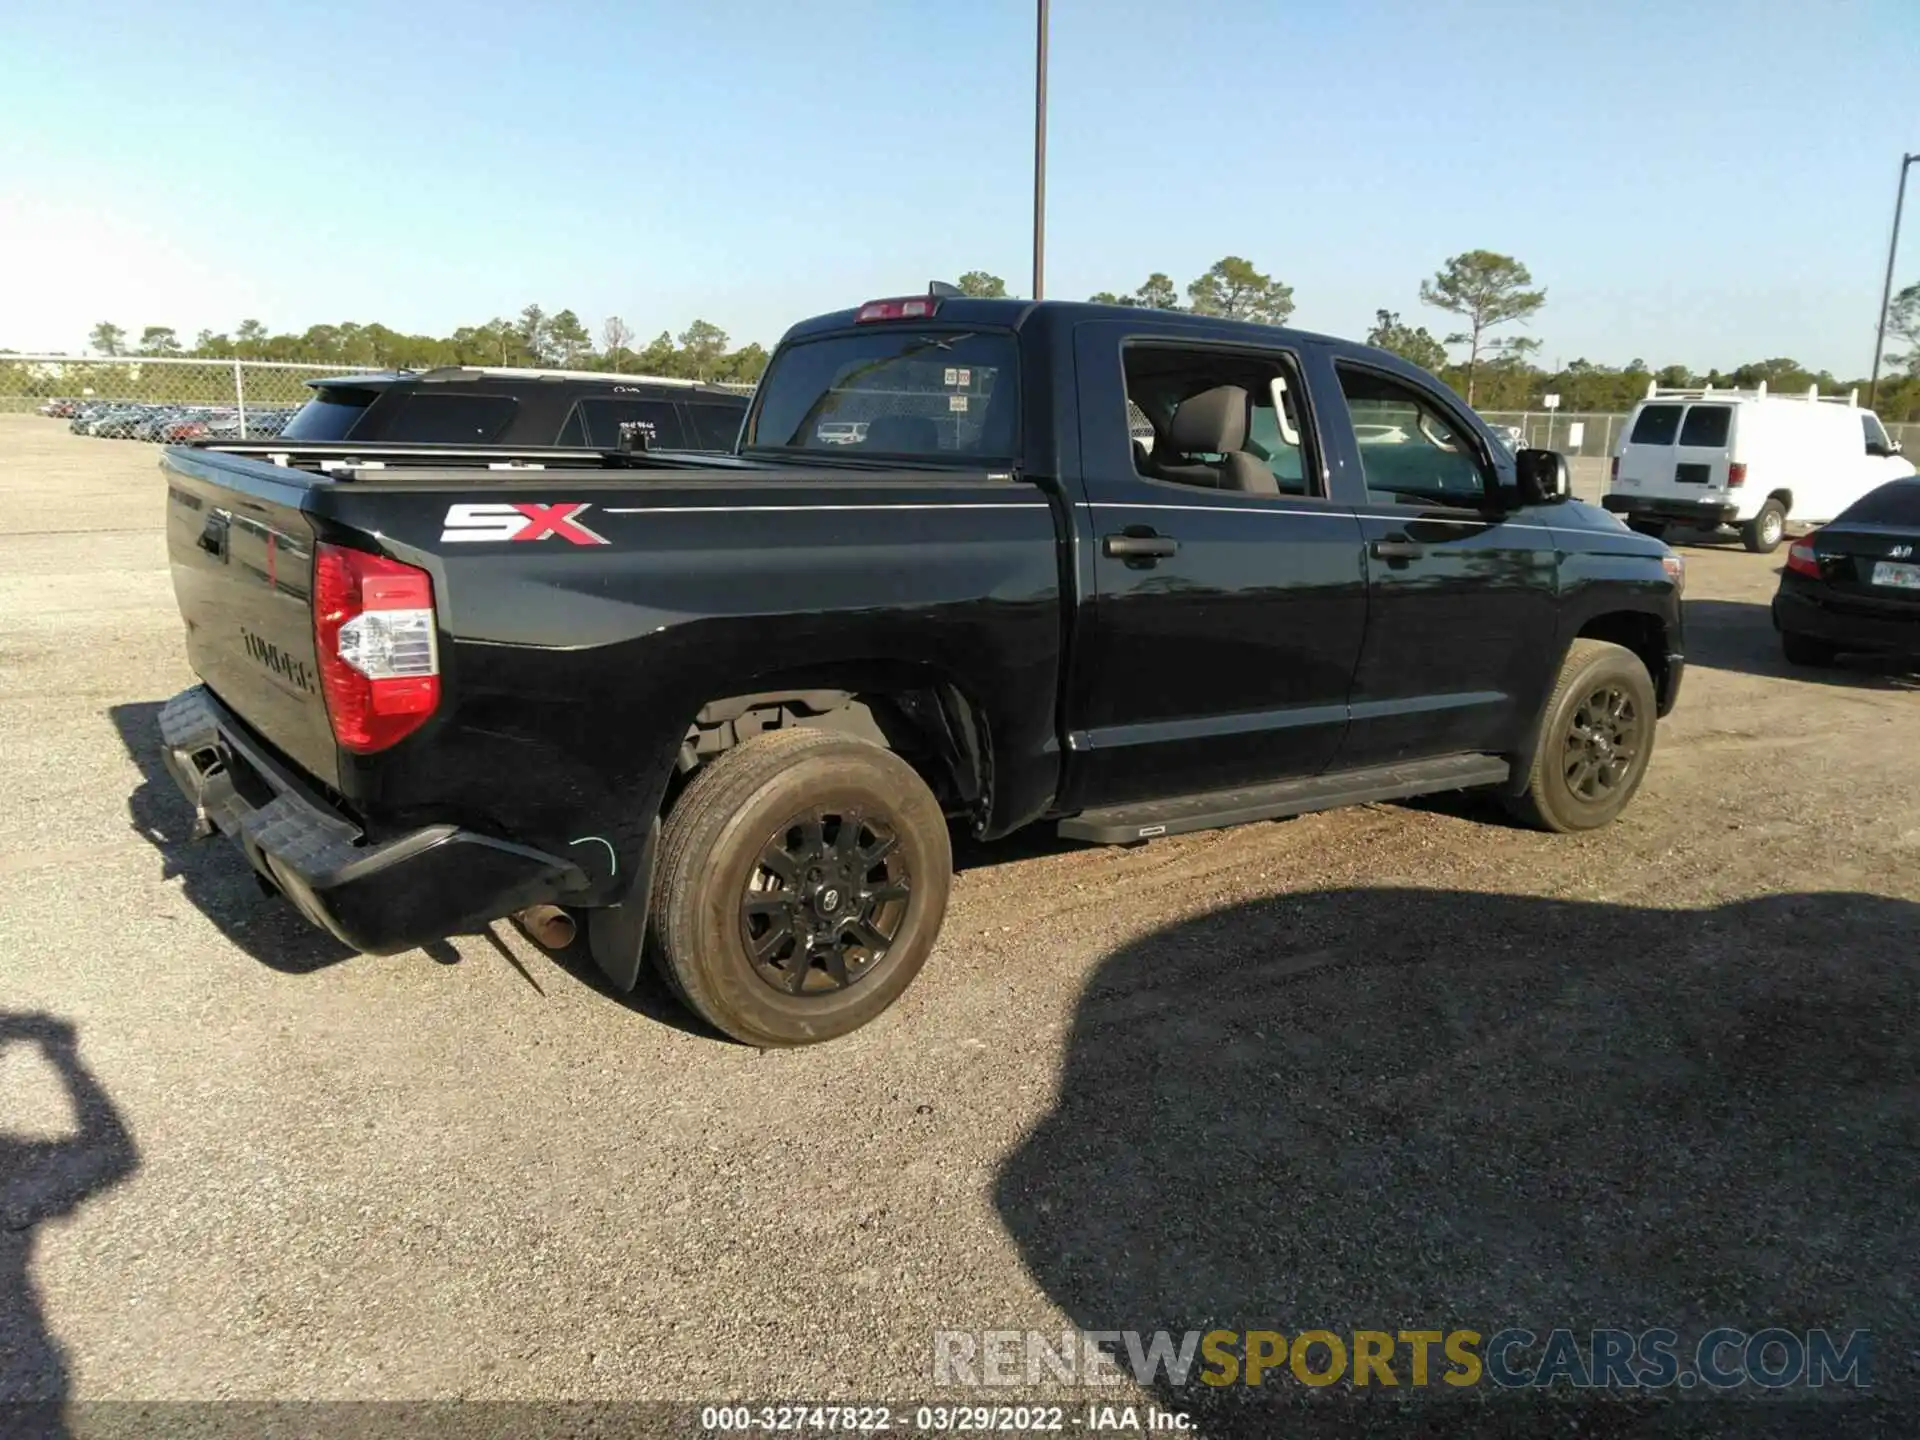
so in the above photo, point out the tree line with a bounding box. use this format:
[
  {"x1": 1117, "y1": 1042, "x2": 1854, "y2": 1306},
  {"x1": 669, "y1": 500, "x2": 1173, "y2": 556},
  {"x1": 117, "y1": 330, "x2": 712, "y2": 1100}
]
[
  {"x1": 74, "y1": 306, "x2": 769, "y2": 385},
  {"x1": 40, "y1": 260, "x2": 1920, "y2": 421},
  {"x1": 1069, "y1": 250, "x2": 1920, "y2": 420}
]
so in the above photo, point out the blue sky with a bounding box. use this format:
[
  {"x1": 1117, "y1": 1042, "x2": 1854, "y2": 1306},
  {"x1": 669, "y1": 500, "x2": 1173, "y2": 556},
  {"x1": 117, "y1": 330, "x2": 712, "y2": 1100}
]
[{"x1": 2, "y1": 0, "x2": 1915, "y2": 373}]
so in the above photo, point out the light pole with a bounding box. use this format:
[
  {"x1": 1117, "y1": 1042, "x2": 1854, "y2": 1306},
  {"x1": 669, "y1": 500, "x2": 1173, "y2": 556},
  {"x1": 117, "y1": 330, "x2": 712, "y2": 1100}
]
[
  {"x1": 1032, "y1": 0, "x2": 1049, "y2": 300},
  {"x1": 1868, "y1": 151, "x2": 1919, "y2": 411}
]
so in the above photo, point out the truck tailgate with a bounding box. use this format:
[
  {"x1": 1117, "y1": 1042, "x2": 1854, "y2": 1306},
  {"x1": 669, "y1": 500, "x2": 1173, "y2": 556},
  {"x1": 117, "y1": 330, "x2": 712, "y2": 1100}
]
[{"x1": 163, "y1": 448, "x2": 341, "y2": 788}]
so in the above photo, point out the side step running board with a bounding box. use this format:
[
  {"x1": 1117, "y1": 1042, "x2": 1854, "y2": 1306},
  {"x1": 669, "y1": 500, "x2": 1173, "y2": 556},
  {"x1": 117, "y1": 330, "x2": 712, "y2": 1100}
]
[{"x1": 1056, "y1": 754, "x2": 1511, "y2": 845}]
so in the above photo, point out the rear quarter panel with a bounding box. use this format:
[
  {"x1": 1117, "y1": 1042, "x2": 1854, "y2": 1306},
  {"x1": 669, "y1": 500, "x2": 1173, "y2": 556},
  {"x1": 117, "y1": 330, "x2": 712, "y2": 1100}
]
[{"x1": 310, "y1": 473, "x2": 1066, "y2": 899}]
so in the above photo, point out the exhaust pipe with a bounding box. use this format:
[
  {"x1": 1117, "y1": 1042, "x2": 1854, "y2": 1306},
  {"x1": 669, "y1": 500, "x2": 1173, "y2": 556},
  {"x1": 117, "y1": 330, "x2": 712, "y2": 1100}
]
[{"x1": 517, "y1": 904, "x2": 577, "y2": 950}]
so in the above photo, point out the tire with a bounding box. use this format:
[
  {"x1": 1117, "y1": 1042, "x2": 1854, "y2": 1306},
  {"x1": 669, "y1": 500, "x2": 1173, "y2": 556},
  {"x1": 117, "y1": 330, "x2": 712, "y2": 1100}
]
[
  {"x1": 650, "y1": 727, "x2": 951, "y2": 1047},
  {"x1": 1627, "y1": 520, "x2": 1669, "y2": 539},
  {"x1": 1503, "y1": 638, "x2": 1658, "y2": 834},
  {"x1": 1741, "y1": 498, "x2": 1786, "y2": 553},
  {"x1": 1780, "y1": 630, "x2": 1838, "y2": 668}
]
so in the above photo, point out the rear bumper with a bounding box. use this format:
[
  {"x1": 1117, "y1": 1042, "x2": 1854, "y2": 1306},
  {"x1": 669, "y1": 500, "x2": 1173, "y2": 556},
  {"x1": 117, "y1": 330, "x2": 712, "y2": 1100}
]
[
  {"x1": 1602, "y1": 493, "x2": 1742, "y2": 527},
  {"x1": 1772, "y1": 588, "x2": 1920, "y2": 657},
  {"x1": 158, "y1": 686, "x2": 585, "y2": 954}
]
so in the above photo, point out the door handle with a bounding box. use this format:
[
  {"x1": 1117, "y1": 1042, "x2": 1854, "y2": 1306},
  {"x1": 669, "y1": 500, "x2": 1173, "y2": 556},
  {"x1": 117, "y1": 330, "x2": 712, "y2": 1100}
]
[
  {"x1": 1103, "y1": 531, "x2": 1179, "y2": 559},
  {"x1": 1370, "y1": 538, "x2": 1423, "y2": 560},
  {"x1": 198, "y1": 512, "x2": 230, "y2": 559}
]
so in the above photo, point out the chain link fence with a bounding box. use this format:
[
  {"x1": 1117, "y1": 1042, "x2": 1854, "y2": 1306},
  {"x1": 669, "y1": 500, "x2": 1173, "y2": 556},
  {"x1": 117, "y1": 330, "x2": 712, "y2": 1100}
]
[
  {"x1": 7, "y1": 355, "x2": 1915, "y2": 458},
  {"x1": 0, "y1": 356, "x2": 757, "y2": 443}
]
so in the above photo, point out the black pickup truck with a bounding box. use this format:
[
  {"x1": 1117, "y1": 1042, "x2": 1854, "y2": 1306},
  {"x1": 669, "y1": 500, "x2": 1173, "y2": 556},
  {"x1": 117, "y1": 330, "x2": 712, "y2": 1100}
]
[{"x1": 157, "y1": 291, "x2": 1685, "y2": 1046}]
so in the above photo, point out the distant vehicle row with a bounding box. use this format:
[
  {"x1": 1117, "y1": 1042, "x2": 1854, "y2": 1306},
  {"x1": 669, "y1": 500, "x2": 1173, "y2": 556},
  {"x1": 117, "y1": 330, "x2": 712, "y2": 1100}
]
[
  {"x1": 51, "y1": 401, "x2": 298, "y2": 442},
  {"x1": 36, "y1": 367, "x2": 755, "y2": 453}
]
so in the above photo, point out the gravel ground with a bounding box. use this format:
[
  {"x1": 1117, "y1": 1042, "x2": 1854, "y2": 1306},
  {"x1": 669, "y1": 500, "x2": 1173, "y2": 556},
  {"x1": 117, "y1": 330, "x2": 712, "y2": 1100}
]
[{"x1": 1, "y1": 416, "x2": 1915, "y2": 1435}]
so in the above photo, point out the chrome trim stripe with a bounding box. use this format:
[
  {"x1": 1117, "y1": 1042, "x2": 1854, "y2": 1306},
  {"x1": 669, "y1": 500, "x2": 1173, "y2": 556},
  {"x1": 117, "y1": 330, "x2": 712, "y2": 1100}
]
[{"x1": 600, "y1": 502, "x2": 1052, "y2": 514}]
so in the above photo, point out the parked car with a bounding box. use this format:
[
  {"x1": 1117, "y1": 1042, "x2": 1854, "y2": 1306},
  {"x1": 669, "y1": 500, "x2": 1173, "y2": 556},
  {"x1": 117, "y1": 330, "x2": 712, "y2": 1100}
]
[
  {"x1": 1772, "y1": 476, "x2": 1920, "y2": 667},
  {"x1": 1603, "y1": 382, "x2": 1915, "y2": 552},
  {"x1": 89, "y1": 406, "x2": 151, "y2": 439},
  {"x1": 154, "y1": 288, "x2": 1684, "y2": 1046},
  {"x1": 276, "y1": 367, "x2": 750, "y2": 452}
]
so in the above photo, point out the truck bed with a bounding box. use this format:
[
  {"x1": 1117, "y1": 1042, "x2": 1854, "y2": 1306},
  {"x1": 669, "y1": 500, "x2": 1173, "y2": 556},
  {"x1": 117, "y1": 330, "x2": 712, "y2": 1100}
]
[{"x1": 159, "y1": 441, "x2": 1068, "y2": 936}]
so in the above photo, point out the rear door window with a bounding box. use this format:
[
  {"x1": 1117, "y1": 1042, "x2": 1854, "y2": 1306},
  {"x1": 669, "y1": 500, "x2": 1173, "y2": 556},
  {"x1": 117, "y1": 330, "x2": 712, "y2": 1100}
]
[
  {"x1": 1629, "y1": 405, "x2": 1684, "y2": 445},
  {"x1": 363, "y1": 393, "x2": 518, "y2": 443},
  {"x1": 1678, "y1": 405, "x2": 1731, "y2": 447},
  {"x1": 559, "y1": 398, "x2": 686, "y2": 449},
  {"x1": 684, "y1": 402, "x2": 746, "y2": 451},
  {"x1": 279, "y1": 386, "x2": 383, "y2": 441}
]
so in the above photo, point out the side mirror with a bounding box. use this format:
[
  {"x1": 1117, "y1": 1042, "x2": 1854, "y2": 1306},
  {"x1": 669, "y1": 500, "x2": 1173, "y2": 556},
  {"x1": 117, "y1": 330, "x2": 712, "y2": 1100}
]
[
  {"x1": 1868, "y1": 440, "x2": 1902, "y2": 458},
  {"x1": 1514, "y1": 447, "x2": 1572, "y2": 505}
]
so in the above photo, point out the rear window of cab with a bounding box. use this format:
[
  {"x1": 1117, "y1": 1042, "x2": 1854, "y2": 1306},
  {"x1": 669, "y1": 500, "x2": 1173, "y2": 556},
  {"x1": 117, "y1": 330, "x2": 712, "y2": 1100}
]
[{"x1": 744, "y1": 329, "x2": 1018, "y2": 460}]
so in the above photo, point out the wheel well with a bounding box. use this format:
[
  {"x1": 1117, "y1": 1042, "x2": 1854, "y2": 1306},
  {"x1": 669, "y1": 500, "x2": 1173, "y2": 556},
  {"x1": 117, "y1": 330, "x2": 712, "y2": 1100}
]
[
  {"x1": 672, "y1": 685, "x2": 989, "y2": 822},
  {"x1": 1574, "y1": 612, "x2": 1668, "y2": 690},
  {"x1": 1767, "y1": 488, "x2": 1792, "y2": 512}
]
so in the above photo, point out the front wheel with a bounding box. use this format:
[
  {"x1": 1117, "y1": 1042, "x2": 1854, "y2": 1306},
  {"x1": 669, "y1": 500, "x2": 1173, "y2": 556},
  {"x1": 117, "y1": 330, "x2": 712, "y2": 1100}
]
[
  {"x1": 1741, "y1": 499, "x2": 1787, "y2": 553},
  {"x1": 650, "y1": 728, "x2": 952, "y2": 1047},
  {"x1": 1504, "y1": 639, "x2": 1658, "y2": 834}
]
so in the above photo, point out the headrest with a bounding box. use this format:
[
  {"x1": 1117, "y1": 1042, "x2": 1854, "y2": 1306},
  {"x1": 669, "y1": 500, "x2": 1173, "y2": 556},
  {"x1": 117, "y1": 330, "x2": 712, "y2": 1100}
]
[{"x1": 1166, "y1": 385, "x2": 1249, "y2": 454}]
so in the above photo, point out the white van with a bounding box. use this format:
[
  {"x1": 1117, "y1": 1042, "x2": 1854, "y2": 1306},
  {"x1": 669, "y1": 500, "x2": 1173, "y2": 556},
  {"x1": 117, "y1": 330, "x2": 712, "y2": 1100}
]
[{"x1": 1601, "y1": 382, "x2": 1914, "y2": 552}]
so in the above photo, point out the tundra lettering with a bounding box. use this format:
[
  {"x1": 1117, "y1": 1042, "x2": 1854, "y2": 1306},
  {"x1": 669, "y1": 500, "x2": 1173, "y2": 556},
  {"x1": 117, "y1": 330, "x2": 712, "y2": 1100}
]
[{"x1": 240, "y1": 627, "x2": 316, "y2": 694}]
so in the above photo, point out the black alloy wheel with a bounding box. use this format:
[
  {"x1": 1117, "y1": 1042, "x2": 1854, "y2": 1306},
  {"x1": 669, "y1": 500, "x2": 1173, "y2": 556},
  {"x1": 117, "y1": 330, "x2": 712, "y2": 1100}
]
[
  {"x1": 740, "y1": 809, "x2": 912, "y2": 996},
  {"x1": 1563, "y1": 682, "x2": 1641, "y2": 803}
]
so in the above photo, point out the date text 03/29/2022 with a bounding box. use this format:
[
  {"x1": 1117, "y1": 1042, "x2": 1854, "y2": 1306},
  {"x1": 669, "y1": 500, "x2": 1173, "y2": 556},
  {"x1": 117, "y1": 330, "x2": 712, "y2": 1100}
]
[{"x1": 698, "y1": 1405, "x2": 1189, "y2": 1433}]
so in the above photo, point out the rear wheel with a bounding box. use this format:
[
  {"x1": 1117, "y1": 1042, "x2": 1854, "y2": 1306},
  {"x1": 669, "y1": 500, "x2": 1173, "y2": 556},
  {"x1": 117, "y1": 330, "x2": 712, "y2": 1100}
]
[
  {"x1": 1741, "y1": 499, "x2": 1787, "y2": 553},
  {"x1": 1504, "y1": 639, "x2": 1658, "y2": 834},
  {"x1": 1780, "y1": 630, "x2": 1838, "y2": 668},
  {"x1": 1627, "y1": 519, "x2": 1669, "y2": 539},
  {"x1": 650, "y1": 728, "x2": 951, "y2": 1047}
]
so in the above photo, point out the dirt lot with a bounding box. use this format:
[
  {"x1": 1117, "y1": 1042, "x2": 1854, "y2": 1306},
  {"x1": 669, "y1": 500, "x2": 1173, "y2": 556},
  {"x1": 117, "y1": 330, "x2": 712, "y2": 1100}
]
[{"x1": 2, "y1": 415, "x2": 1916, "y2": 1430}]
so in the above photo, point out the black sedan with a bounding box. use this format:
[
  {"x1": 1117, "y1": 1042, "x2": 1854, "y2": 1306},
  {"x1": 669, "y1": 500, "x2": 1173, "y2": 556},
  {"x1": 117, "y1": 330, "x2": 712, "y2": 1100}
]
[{"x1": 1773, "y1": 477, "x2": 1920, "y2": 667}]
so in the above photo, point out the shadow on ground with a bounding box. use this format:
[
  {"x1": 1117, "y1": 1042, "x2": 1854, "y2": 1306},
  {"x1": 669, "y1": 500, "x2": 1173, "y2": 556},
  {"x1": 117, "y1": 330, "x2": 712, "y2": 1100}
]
[
  {"x1": 1, "y1": 1014, "x2": 137, "y2": 1438},
  {"x1": 995, "y1": 887, "x2": 1917, "y2": 1437},
  {"x1": 111, "y1": 698, "x2": 719, "y2": 1037},
  {"x1": 109, "y1": 700, "x2": 353, "y2": 974}
]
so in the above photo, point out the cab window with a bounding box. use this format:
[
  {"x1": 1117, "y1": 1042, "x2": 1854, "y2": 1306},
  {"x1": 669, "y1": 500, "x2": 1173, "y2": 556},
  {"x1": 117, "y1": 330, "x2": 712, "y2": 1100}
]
[
  {"x1": 1121, "y1": 345, "x2": 1320, "y2": 498},
  {"x1": 1335, "y1": 366, "x2": 1488, "y2": 507}
]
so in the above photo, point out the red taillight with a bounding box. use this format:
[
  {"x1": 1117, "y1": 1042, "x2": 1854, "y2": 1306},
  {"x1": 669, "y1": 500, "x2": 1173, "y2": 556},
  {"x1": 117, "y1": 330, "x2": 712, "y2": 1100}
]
[
  {"x1": 1785, "y1": 537, "x2": 1822, "y2": 577},
  {"x1": 312, "y1": 543, "x2": 440, "y2": 754},
  {"x1": 1727, "y1": 462, "x2": 1747, "y2": 488},
  {"x1": 855, "y1": 297, "x2": 940, "y2": 323}
]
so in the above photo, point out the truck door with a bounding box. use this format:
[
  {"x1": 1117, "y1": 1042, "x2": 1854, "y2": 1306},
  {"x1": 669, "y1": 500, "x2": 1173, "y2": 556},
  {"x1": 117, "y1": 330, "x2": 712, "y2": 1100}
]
[
  {"x1": 1061, "y1": 323, "x2": 1369, "y2": 810},
  {"x1": 1318, "y1": 358, "x2": 1562, "y2": 767}
]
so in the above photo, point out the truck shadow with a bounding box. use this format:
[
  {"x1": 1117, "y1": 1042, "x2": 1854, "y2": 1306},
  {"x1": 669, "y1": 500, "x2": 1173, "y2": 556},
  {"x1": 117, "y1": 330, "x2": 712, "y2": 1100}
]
[
  {"x1": 109, "y1": 700, "x2": 354, "y2": 974},
  {"x1": 2, "y1": 1013, "x2": 139, "y2": 1435},
  {"x1": 1682, "y1": 599, "x2": 1919, "y2": 689},
  {"x1": 994, "y1": 887, "x2": 1917, "y2": 1436}
]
